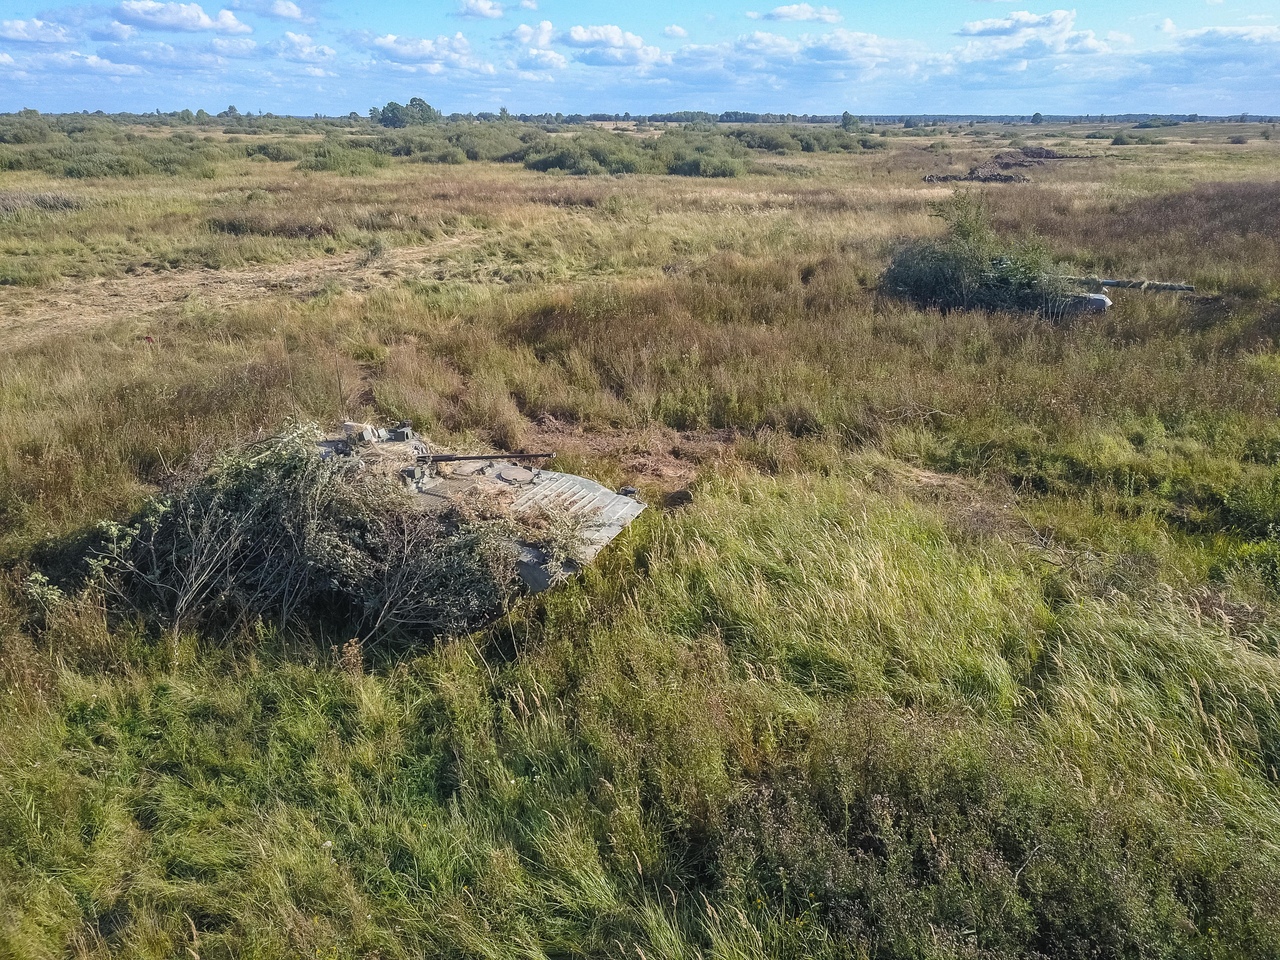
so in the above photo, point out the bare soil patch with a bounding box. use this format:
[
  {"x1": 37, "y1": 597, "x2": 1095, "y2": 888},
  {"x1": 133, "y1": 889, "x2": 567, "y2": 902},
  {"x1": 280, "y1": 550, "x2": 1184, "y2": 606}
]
[{"x1": 524, "y1": 416, "x2": 735, "y2": 494}]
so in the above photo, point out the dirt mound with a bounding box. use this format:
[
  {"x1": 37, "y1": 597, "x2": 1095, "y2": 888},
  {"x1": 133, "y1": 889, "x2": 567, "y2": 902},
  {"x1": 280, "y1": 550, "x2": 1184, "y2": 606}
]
[
  {"x1": 923, "y1": 170, "x2": 1029, "y2": 184},
  {"x1": 923, "y1": 146, "x2": 1088, "y2": 184},
  {"x1": 1016, "y1": 146, "x2": 1066, "y2": 160}
]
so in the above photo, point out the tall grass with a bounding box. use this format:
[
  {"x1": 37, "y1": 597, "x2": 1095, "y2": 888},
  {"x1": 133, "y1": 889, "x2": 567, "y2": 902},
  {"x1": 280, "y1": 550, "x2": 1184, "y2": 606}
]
[
  {"x1": 3, "y1": 126, "x2": 1280, "y2": 957},
  {"x1": 4, "y1": 472, "x2": 1280, "y2": 957}
]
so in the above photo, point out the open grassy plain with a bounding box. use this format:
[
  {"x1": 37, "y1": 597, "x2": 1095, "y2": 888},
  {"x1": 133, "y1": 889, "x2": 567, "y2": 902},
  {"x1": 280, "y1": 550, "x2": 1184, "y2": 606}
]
[{"x1": 2, "y1": 117, "x2": 1280, "y2": 958}]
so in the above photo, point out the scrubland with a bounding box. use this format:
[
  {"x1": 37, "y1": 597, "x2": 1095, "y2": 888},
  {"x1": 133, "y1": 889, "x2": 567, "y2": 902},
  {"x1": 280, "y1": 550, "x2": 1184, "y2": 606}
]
[{"x1": 2, "y1": 116, "x2": 1280, "y2": 958}]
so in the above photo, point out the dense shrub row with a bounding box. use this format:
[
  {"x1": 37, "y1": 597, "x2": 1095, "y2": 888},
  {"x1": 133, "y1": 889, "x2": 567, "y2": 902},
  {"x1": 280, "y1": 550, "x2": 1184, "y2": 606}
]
[{"x1": 0, "y1": 114, "x2": 887, "y2": 179}]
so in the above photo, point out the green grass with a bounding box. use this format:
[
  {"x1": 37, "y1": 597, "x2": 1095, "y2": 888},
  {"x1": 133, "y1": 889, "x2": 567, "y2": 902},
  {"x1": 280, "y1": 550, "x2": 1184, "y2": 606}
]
[
  {"x1": 5, "y1": 472, "x2": 1280, "y2": 957},
  {"x1": 3, "y1": 115, "x2": 1280, "y2": 958}
]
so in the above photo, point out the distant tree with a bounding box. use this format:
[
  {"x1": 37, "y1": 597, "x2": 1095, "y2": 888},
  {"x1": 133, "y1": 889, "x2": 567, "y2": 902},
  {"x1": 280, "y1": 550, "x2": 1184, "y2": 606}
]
[
  {"x1": 1031, "y1": 112, "x2": 1044, "y2": 124},
  {"x1": 903, "y1": 117, "x2": 920, "y2": 129},
  {"x1": 372, "y1": 99, "x2": 442, "y2": 127},
  {"x1": 377, "y1": 101, "x2": 408, "y2": 127},
  {"x1": 218, "y1": 105, "x2": 239, "y2": 118},
  {"x1": 841, "y1": 110, "x2": 858, "y2": 131},
  {"x1": 408, "y1": 98, "x2": 442, "y2": 122}
]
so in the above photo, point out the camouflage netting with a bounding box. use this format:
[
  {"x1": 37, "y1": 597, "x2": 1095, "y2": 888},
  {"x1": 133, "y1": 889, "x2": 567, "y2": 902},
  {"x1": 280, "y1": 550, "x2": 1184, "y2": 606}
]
[{"x1": 91, "y1": 429, "x2": 524, "y2": 644}]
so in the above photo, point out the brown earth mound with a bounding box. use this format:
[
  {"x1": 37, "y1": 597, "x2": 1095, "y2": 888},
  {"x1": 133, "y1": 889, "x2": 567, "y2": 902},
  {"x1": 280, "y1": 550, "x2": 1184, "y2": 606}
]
[{"x1": 923, "y1": 146, "x2": 1089, "y2": 184}]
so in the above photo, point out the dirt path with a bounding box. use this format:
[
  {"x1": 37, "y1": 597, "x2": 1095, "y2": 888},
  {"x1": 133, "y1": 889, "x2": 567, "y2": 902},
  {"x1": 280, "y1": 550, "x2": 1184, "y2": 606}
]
[{"x1": 0, "y1": 235, "x2": 476, "y2": 348}]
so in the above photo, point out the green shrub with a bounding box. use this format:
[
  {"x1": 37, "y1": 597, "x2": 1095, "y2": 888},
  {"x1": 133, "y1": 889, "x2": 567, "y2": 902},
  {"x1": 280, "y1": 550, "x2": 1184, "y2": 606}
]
[
  {"x1": 298, "y1": 144, "x2": 389, "y2": 175},
  {"x1": 524, "y1": 131, "x2": 654, "y2": 175},
  {"x1": 0, "y1": 118, "x2": 53, "y2": 144},
  {"x1": 1112, "y1": 133, "x2": 1165, "y2": 146},
  {"x1": 61, "y1": 152, "x2": 151, "y2": 178},
  {"x1": 668, "y1": 154, "x2": 744, "y2": 178},
  {"x1": 246, "y1": 140, "x2": 305, "y2": 162}
]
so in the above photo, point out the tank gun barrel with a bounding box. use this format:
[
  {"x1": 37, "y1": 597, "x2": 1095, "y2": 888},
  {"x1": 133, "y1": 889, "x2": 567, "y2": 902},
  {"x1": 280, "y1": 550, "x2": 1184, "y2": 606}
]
[
  {"x1": 417, "y1": 451, "x2": 555, "y2": 464},
  {"x1": 1063, "y1": 276, "x2": 1196, "y2": 292}
]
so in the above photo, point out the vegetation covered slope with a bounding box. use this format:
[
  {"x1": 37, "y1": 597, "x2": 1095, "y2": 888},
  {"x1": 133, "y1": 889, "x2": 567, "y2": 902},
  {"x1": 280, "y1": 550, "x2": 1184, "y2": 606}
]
[{"x1": 2, "y1": 117, "x2": 1280, "y2": 958}]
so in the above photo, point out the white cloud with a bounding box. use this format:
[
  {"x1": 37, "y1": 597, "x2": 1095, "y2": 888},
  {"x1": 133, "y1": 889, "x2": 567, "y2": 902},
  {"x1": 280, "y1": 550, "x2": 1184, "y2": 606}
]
[
  {"x1": 271, "y1": 30, "x2": 334, "y2": 61},
  {"x1": 370, "y1": 31, "x2": 493, "y2": 72},
  {"x1": 1182, "y1": 24, "x2": 1280, "y2": 42},
  {"x1": 520, "y1": 46, "x2": 566, "y2": 68},
  {"x1": 458, "y1": 0, "x2": 504, "y2": 19},
  {"x1": 954, "y1": 9, "x2": 1106, "y2": 61},
  {"x1": 958, "y1": 10, "x2": 1061, "y2": 36},
  {"x1": 0, "y1": 18, "x2": 73, "y2": 43},
  {"x1": 664, "y1": 25, "x2": 688, "y2": 38},
  {"x1": 562, "y1": 23, "x2": 665, "y2": 66},
  {"x1": 99, "y1": 38, "x2": 223, "y2": 68},
  {"x1": 47, "y1": 50, "x2": 144, "y2": 74},
  {"x1": 0, "y1": 52, "x2": 14, "y2": 65},
  {"x1": 505, "y1": 20, "x2": 564, "y2": 71},
  {"x1": 519, "y1": 0, "x2": 537, "y2": 8},
  {"x1": 211, "y1": 36, "x2": 257, "y2": 55},
  {"x1": 809, "y1": 28, "x2": 910, "y2": 65},
  {"x1": 735, "y1": 30, "x2": 803, "y2": 57},
  {"x1": 116, "y1": 1, "x2": 252, "y2": 34},
  {"x1": 233, "y1": 0, "x2": 312, "y2": 22},
  {"x1": 268, "y1": 1, "x2": 307, "y2": 20},
  {"x1": 747, "y1": 4, "x2": 842, "y2": 23},
  {"x1": 90, "y1": 21, "x2": 138, "y2": 40},
  {"x1": 564, "y1": 24, "x2": 645, "y2": 48},
  {"x1": 508, "y1": 20, "x2": 553, "y2": 47},
  {"x1": 654, "y1": 24, "x2": 941, "y2": 105}
]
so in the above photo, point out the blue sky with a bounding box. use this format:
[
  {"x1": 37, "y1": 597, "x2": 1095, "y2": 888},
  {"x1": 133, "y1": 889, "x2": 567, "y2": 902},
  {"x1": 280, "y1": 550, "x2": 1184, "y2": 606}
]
[{"x1": 0, "y1": 0, "x2": 1277, "y2": 115}]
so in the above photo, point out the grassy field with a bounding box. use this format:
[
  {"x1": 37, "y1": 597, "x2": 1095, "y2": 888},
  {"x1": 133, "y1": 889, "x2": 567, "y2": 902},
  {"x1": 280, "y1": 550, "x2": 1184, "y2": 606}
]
[{"x1": 2, "y1": 115, "x2": 1280, "y2": 959}]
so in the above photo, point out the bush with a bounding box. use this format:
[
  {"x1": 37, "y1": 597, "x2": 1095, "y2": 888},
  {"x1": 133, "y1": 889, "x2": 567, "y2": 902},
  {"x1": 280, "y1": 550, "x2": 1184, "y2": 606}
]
[
  {"x1": 0, "y1": 119, "x2": 53, "y2": 144},
  {"x1": 668, "y1": 154, "x2": 745, "y2": 178},
  {"x1": 246, "y1": 141, "x2": 305, "y2": 162},
  {"x1": 1112, "y1": 133, "x2": 1164, "y2": 146},
  {"x1": 62, "y1": 152, "x2": 151, "y2": 178},
  {"x1": 523, "y1": 131, "x2": 654, "y2": 175},
  {"x1": 298, "y1": 144, "x2": 389, "y2": 175},
  {"x1": 881, "y1": 193, "x2": 1070, "y2": 315}
]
